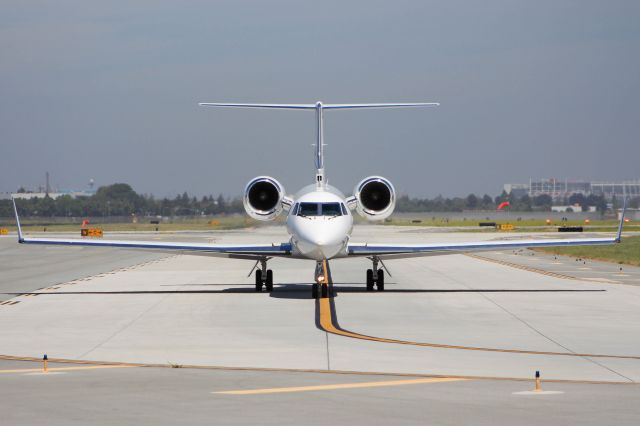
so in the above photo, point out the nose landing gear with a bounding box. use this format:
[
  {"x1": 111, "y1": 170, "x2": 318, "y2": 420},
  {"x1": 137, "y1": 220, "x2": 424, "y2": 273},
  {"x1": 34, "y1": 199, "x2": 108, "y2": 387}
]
[
  {"x1": 312, "y1": 283, "x2": 327, "y2": 298},
  {"x1": 312, "y1": 260, "x2": 330, "y2": 299}
]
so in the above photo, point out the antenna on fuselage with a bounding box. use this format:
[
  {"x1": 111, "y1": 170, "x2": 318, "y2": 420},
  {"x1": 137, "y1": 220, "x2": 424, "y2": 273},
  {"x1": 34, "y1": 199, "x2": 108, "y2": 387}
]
[{"x1": 198, "y1": 101, "x2": 440, "y2": 189}]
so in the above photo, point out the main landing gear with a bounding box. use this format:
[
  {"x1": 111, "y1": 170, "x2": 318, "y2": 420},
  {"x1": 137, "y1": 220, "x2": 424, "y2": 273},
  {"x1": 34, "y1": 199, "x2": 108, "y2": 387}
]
[
  {"x1": 254, "y1": 258, "x2": 273, "y2": 292},
  {"x1": 366, "y1": 256, "x2": 385, "y2": 292}
]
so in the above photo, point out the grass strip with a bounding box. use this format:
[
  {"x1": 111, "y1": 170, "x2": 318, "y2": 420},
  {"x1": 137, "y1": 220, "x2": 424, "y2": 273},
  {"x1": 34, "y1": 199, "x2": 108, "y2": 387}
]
[{"x1": 535, "y1": 236, "x2": 640, "y2": 267}]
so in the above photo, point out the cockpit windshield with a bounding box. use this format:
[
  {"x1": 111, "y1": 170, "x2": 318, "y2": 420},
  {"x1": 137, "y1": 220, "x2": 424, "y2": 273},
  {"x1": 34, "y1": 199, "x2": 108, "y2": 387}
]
[{"x1": 297, "y1": 202, "x2": 345, "y2": 217}]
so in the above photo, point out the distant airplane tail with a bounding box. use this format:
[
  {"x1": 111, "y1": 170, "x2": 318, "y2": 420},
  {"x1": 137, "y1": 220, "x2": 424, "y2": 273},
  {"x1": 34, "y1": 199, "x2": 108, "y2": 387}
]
[
  {"x1": 616, "y1": 197, "x2": 628, "y2": 243},
  {"x1": 11, "y1": 197, "x2": 24, "y2": 242}
]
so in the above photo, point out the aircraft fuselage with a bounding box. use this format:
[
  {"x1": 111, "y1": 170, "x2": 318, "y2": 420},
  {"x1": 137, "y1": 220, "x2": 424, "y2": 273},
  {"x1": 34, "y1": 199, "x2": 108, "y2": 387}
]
[{"x1": 286, "y1": 188, "x2": 353, "y2": 261}]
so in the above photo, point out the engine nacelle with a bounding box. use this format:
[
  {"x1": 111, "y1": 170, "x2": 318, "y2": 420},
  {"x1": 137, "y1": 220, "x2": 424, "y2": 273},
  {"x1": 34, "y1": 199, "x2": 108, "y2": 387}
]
[
  {"x1": 352, "y1": 176, "x2": 396, "y2": 221},
  {"x1": 243, "y1": 176, "x2": 287, "y2": 221}
]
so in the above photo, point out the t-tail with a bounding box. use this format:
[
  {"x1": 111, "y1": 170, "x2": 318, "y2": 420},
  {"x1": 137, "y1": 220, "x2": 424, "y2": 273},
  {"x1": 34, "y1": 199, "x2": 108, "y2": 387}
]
[{"x1": 198, "y1": 102, "x2": 439, "y2": 189}]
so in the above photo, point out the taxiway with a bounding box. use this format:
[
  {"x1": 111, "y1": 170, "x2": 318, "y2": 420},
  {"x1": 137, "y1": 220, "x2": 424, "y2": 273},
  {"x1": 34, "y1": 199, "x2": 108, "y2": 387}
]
[{"x1": 1, "y1": 226, "x2": 639, "y2": 424}]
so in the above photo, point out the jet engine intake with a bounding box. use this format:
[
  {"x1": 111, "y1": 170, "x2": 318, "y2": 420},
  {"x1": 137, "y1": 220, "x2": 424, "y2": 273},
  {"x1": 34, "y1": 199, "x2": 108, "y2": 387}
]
[
  {"x1": 244, "y1": 176, "x2": 286, "y2": 221},
  {"x1": 353, "y1": 176, "x2": 396, "y2": 221}
]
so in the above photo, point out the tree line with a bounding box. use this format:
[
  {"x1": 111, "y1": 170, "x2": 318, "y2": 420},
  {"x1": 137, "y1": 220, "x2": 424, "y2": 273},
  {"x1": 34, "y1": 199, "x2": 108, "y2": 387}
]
[
  {"x1": 1, "y1": 184, "x2": 243, "y2": 218},
  {"x1": 0, "y1": 183, "x2": 631, "y2": 218},
  {"x1": 396, "y1": 192, "x2": 613, "y2": 213}
]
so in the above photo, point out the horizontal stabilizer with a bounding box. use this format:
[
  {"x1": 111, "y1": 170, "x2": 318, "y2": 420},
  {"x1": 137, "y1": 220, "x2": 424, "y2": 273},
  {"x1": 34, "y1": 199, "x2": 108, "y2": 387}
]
[{"x1": 199, "y1": 102, "x2": 439, "y2": 110}]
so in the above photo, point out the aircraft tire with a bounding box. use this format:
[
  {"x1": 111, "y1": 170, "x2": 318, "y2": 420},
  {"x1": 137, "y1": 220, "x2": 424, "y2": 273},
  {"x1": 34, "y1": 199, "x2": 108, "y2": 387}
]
[
  {"x1": 255, "y1": 270, "x2": 263, "y2": 292},
  {"x1": 265, "y1": 269, "x2": 274, "y2": 292},
  {"x1": 311, "y1": 283, "x2": 318, "y2": 299},
  {"x1": 321, "y1": 284, "x2": 328, "y2": 298},
  {"x1": 366, "y1": 269, "x2": 374, "y2": 291},
  {"x1": 376, "y1": 269, "x2": 384, "y2": 291}
]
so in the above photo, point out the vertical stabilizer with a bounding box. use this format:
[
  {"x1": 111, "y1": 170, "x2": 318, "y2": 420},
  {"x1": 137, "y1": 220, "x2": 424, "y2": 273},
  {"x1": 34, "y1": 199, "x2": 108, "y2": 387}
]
[
  {"x1": 314, "y1": 102, "x2": 326, "y2": 189},
  {"x1": 199, "y1": 101, "x2": 439, "y2": 188}
]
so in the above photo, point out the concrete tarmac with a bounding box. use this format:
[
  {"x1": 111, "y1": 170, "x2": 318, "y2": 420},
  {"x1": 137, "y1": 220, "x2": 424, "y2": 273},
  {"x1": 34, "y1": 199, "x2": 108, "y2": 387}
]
[
  {"x1": 1, "y1": 226, "x2": 639, "y2": 424},
  {"x1": 0, "y1": 234, "x2": 166, "y2": 302},
  {"x1": 1, "y1": 358, "x2": 639, "y2": 426}
]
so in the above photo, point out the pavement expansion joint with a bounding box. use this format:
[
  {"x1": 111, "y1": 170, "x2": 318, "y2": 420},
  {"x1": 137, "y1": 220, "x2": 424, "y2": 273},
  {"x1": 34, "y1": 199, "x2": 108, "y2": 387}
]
[{"x1": 75, "y1": 291, "x2": 172, "y2": 360}]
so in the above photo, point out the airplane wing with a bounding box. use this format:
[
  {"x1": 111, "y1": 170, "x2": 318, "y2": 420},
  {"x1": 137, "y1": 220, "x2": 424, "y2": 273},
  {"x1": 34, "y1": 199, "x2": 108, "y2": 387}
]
[
  {"x1": 11, "y1": 198, "x2": 291, "y2": 260},
  {"x1": 347, "y1": 236, "x2": 618, "y2": 259},
  {"x1": 348, "y1": 203, "x2": 627, "y2": 260}
]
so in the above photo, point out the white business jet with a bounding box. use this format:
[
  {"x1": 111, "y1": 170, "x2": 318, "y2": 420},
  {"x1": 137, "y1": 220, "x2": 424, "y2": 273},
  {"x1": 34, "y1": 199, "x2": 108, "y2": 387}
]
[{"x1": 12, "y1": 102, "x2": 627, "y2": 298}]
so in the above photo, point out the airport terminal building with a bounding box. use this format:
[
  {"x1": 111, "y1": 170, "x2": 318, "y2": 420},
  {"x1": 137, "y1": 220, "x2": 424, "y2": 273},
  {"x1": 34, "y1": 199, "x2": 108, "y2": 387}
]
[{"x1": 504, "y1": 179, "x2": 640, "y2": 201}]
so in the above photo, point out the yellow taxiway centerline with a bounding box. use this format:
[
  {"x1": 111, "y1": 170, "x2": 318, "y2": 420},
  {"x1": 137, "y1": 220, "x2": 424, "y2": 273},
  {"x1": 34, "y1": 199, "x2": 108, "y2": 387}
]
[
  {"x1": 214, "y1": 377, "x2": 466, "y2": 395},
  {"x1": 0, "y1": 365, "x2": 136, "y2": 374},
  {"x1": 317, "y1": 271, "x2": 640, "y2": 360}
]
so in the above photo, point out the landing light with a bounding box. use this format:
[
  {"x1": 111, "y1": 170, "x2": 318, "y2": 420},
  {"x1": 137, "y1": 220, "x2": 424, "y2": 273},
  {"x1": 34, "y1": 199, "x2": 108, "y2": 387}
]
[{"x1": 317, "y1": 276, "x2": 325, "y2": 283}]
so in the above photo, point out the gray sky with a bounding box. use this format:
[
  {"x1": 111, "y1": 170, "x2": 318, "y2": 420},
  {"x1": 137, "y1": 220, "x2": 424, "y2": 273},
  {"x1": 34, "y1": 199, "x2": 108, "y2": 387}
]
[{"x1": 1, "y1": 0, "x2": 639, "y2": 198}]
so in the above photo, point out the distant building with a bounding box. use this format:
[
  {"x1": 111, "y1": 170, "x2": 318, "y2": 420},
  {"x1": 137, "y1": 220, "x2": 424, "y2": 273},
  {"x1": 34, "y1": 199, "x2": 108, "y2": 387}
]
[
  {"x1": 504, "y1": 178, "x2": 640, "y2": 201},
  {"x1": 6, "y1": 175, "x2": 97, "y2": 201},
  {"x1": 10, "y1": 190, "x2": 94, "y2": 200},
  {"x1": 550, "y1": 205, "x2": 596, "y2": 213}
]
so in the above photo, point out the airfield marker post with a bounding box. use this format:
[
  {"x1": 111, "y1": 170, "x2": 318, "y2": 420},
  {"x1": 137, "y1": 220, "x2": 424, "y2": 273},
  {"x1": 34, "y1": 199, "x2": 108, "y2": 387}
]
[
  {"x1": 43, "y1": 354, "x2": 48, "y2": 373},
  {"x1": 534, "y1": 370, "x2": 541, "y2": 392}
]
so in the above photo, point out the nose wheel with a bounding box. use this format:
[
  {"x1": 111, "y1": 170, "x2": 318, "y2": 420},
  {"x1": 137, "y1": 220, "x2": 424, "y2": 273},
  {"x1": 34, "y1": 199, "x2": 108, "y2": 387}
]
[
  {"x1": 312, "y1": 260, "x2": 330, "y2": 299},
  {"x1": 311, "y1": 282, "x2": 329, "y2": 298}
]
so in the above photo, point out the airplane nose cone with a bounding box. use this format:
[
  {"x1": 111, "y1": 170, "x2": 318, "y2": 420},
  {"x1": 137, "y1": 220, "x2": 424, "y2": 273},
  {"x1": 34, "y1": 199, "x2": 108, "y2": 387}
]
[
  {"x1": 302, "y1": 243, "x2": 341, "y2": 261},
  {"x1": 298, "y1": 224, "x2": 329, "y2": 246},
  {"x1": 295, "y1": 221, "x2": 346, "y2": 260}
]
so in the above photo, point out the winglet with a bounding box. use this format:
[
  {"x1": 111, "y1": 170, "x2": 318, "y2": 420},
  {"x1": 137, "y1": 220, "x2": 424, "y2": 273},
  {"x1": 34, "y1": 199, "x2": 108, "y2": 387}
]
[
  {"x1": 11, "y1": 197, "x2": 24, "y2": 243},
  {"x1": 616, "y1": 197, "x2": 627, "y2": 243}
]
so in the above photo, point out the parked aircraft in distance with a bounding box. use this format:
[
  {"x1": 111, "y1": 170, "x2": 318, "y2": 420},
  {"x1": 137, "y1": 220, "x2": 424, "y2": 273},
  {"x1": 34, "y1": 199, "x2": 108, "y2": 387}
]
[{"x1": 12, "y1": 101, "x2": 627, "y2": 298}]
